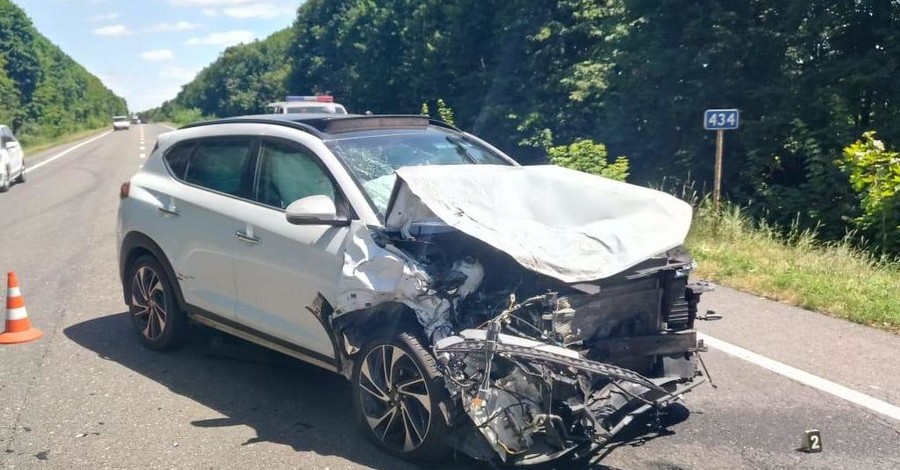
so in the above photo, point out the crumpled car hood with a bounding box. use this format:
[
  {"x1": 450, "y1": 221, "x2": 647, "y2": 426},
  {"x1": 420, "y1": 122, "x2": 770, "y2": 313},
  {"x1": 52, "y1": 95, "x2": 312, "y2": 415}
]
[{"x1": 384, "y1": 164, "x2": 693, "y2": 283}]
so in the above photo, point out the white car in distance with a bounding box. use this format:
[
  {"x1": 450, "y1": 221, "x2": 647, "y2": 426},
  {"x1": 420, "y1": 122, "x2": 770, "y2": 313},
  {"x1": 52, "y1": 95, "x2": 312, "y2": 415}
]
[
  {"x1": 0, "y1": 124, "x2": 26, "y2": 192},
  {"x1": 266, "y1": 95, "x2": 348, "y2": 114},
  {"x1": 113, "y1": 115, "x2": 131, "y2": 131}
]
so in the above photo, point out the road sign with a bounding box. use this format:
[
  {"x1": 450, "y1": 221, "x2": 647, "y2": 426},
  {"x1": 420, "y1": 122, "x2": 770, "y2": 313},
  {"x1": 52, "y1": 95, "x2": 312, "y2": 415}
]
[{"x1": 704, "y1": 109, "x2": 739, "y2": 130}]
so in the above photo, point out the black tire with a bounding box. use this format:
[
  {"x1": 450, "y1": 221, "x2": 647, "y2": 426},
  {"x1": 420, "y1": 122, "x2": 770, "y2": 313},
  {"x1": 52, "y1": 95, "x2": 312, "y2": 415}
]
[
  {"x1": 0, "y1": 166, "x2": 10, "y2": 192},
  {"x1": 351, "y1": 331, "x2": 450, "y2": 461},
  {"x1": 15, "y1": 164, "x2": 25, "y2": 183},
  {"x1": 126, "y1": 255, "x2": 188, "y2": 350}
]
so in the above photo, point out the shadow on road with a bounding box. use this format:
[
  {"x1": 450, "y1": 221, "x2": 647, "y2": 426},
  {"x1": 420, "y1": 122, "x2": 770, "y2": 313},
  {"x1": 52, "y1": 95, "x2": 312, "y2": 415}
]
[{"x1": 64, "y1": 311, "x2": 633, "y2": 470}]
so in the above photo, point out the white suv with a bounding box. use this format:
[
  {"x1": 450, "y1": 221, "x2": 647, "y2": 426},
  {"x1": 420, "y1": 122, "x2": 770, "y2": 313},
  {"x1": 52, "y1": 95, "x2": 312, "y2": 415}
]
[
  {"x1": 0, "y1": 124, "x2": 26, "y2": 192},
  {"x1": 117, "y1": 114, "x2": 707, "y2": 465}
]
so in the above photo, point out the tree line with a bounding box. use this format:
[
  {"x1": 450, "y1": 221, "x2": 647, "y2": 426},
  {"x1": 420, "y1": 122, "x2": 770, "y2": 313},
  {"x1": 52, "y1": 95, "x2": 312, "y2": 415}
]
[
  {"x1": 148, "y1": 0, "x2": 900, "y2": 255},
  {"x1": 0, "y1": 0, "x2": 127, "y2": 146}
]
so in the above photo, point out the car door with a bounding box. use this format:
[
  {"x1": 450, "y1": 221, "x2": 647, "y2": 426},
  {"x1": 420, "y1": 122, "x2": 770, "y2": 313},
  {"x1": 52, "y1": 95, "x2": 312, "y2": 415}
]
[
  {"x1": 231, "y1": 137, "x2": 351, "y2": 364},
  {"x1": 156, "y1": 137, "x2": 257, "y2": 320}
]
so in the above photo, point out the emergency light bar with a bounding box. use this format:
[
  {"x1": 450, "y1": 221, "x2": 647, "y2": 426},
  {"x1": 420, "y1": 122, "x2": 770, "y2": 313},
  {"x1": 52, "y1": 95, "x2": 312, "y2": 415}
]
[{"x1": 286, "y1": 95, "x2": 334, "y2": 103}]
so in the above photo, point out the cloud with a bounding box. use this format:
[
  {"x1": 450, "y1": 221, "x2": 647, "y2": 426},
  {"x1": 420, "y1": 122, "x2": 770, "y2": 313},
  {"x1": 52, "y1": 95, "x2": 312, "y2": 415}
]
[
  {"x1": 92, "y1": 25, "x2": 131, "y2": 36},
  {"x1": 139, "y1": 49, "x2": 175, "y2": 61},
  {"x1": 201, "y1": 8, "x2": 218, "y2": 16},
  {"x1": 169, "y1": 0, "x2": 258, "y2": 6},
  {"x1": 222, "y1": 1, "x2": 295, "y2": 19},
  {"x1": 146, "y1": 21, "x2": 200, "y2": 33},
  {"x1": 88, "y1": 12, "x2": 119, "y2": 22},
  {"x1": 185, "y1": 30, "x2": 255, "y2": 46},
  {"x1": 159, "y1": 65, "x2": 201, "y2": 82}
]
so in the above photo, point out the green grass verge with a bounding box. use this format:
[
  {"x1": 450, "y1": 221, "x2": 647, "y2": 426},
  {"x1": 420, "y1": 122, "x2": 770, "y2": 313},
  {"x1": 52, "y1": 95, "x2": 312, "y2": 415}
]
[
  {"x1": 22, "y1": 127, "x2": 108, "y2": 156},
  {"x1": 686, "y1": 203, "x2": 900, "y2": 332}
]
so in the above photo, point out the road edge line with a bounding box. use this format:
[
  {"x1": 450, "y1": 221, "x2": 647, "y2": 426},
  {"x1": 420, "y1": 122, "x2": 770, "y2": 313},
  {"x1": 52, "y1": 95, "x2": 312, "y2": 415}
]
[
  {"x1": 25, "y1": 130, "x2": 113, "y2": 174},
  {"x1": 700, "y1": 333, "x2": 900, "y2": 422}
]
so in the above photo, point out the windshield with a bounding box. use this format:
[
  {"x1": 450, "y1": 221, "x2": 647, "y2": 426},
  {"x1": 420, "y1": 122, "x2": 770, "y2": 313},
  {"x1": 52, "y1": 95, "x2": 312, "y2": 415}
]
[
  {"x1": 113, "y1": 116, "x2": 129, "y2": 122},
  {"x1": 326, "y1": 128, "x2": 512, "y2": 215},
  {"x1": 287, "y1": 106, "x2": 332, "y2": 113}
]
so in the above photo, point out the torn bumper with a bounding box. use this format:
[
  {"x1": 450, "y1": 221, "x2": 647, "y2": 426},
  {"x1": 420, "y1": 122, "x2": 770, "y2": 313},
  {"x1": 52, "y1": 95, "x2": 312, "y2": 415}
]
[{"x1": 433, "y1": 328, "x2": 703, "y2": 464}]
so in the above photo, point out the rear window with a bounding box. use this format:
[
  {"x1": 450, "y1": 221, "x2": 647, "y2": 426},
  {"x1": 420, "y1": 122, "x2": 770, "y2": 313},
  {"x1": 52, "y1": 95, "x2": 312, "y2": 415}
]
[{"x1": 165, "y1": 138, "x2": 254, "y2": 197}]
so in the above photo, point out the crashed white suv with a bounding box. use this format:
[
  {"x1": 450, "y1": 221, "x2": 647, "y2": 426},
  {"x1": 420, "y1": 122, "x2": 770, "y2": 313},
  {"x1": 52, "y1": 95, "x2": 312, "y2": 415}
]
[{"x1": 117, "y1": 114, "x2": 708, "y2": 465}]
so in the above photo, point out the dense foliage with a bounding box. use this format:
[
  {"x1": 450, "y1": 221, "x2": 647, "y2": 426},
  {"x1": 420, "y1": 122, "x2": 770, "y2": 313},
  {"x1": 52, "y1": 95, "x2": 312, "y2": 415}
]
[
  {"x1": 152, "y1": 0, "x2": 900, "y2": 255},
  {"x1": 145, "y1": 28, "x2": 292, "y2": 123},
  {"x1": 840, "y1": 132, "x2": 900, "y2": 255},
  {"x1": 0, "y1": 0, "x2": 127, "y2": 145}
]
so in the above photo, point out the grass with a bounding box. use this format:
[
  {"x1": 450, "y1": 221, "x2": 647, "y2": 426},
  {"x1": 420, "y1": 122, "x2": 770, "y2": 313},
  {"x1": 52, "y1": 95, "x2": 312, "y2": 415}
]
[
  {"x1": 686, "y1": 202, "x2": 900, "y2": 332},
  {"x1": 21, "y1": 126, "x2": 109, "y2": 155}
]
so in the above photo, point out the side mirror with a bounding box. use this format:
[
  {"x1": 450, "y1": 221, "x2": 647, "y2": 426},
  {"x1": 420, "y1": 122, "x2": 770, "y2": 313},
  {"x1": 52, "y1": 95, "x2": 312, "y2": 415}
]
[{"x1": 285, "y1": 195, "x2": 349, "y2": 226}]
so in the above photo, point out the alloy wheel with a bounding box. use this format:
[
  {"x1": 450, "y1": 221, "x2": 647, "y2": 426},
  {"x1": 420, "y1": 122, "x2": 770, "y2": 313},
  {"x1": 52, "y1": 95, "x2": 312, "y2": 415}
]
[
  {"x1": 130, "y1": 266, "x2": 168, "y2": 340},
  {"x1": 358, "y1": 344, "x2": 433, "y2": 453}
]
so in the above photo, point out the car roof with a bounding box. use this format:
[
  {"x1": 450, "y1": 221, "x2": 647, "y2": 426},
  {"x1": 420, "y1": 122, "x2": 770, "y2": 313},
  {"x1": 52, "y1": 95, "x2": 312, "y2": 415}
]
[{"x1": 179, "y1": 114, "x2": 460, "y2": 139}]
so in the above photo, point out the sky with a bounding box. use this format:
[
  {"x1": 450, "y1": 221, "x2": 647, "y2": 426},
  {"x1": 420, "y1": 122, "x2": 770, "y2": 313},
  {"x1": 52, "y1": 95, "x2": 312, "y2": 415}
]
[{"x1": 15, "y1": 0, "x2": 303, "y2": 112}]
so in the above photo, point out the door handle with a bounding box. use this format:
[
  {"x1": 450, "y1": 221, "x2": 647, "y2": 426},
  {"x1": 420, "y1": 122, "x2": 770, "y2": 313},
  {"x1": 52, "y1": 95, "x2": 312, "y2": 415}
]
[
  {"x1": 235, "y1": 231, "x2": 261, "y2": 244},
  {"x1": 158, "y1": 206, "x2": 179, "y2": 216}
]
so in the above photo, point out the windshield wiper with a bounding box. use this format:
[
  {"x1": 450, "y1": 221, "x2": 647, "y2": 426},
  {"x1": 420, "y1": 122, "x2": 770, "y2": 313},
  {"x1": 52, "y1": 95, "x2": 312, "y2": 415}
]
[{"x1": 445, "y1": 136, "x2": 479, "y2": 164}]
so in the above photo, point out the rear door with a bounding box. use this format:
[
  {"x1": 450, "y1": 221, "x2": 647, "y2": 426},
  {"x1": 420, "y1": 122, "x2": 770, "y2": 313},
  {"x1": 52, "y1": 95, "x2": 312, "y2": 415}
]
[
  {"x1": 158, "y1": 137, "x2": 257, "y2": 320},
  {"x1": 230, "y1": 137, "x2": 351, "y2": 364}
]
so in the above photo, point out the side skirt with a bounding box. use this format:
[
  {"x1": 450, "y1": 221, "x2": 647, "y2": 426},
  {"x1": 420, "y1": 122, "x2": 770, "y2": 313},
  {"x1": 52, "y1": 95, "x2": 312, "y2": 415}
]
[{"x1": 188, "y1": 307, "x2": 341, "y2": 374}]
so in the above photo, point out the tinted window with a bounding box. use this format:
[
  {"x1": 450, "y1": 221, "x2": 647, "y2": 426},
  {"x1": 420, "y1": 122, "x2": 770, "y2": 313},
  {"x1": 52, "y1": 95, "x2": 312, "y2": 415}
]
[
  {"x1": 183, "y1": 139, "x2": 253, "y2": 197},
  {"x1": 163, "y1": 142, "x2": 194, "y2": 179},
  {"x1": 254, "y1": 140, "x2": 336, "y2": 209}
]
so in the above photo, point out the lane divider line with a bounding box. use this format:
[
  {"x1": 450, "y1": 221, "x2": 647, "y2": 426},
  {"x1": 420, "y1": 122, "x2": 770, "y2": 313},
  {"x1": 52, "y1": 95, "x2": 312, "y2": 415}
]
[
  {"x1": 700, "y1": 333, "x2": 900, "y2": 422},
  {"x1": 25, "y1": 130, "x2": 112, "y2": 174}
]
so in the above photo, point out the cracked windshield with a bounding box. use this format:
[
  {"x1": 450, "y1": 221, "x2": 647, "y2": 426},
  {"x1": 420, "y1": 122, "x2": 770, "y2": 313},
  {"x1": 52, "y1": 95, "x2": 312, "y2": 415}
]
[{"x1": 0, "y1": 1, "x2": 898, "y2": 469}]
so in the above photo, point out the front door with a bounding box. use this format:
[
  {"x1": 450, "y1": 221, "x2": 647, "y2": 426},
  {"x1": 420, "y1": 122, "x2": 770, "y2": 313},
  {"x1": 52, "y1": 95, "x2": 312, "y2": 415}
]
[{"x1": 231, "y1": 138, "x2": 350, "y2": 363}]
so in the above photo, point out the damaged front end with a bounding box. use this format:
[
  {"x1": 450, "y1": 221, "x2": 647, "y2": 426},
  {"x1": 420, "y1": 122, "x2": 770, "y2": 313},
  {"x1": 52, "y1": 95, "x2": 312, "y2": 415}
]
[{"x1": 334, "y1": 165, "x2": 713, "y2": 465}]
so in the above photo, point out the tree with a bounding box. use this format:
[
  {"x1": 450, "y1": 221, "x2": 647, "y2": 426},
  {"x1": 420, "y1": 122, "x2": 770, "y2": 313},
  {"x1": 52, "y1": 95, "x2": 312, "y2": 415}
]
[{"x1": 840, "y1": 131, "x2": 900, "y2": 255}]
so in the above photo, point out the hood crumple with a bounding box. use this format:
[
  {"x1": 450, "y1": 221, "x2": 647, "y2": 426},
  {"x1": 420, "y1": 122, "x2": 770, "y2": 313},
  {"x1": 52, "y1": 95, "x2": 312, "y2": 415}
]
[{"x1": 384, "y1": 164, "x2": 693, "y2": 282}]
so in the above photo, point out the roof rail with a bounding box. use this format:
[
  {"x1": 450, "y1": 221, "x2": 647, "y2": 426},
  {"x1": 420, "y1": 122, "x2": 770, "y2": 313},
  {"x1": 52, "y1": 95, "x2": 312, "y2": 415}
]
[{"x1": 178, "y1": 117, "x2": 326, "y2": 138}]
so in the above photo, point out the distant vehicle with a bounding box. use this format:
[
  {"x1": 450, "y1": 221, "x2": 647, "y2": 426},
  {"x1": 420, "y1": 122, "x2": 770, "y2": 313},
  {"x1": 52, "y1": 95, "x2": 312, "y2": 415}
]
[
  {"x1": 113, "y1": 116, "x2": 131, "y2": 131},
  {"x1": 0, "y1": 124, "x2": 26, "y2": 192},
  {"x1": 131, "y1": 115, "x2": 141, "y2": 124},
  {"x1": 266, "y1": 95, "x2": 347, "y2": 114}
]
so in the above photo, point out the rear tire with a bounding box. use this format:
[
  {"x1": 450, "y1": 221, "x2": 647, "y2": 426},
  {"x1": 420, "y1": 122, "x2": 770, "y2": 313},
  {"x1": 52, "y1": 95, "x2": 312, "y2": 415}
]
[
  {"x1": 15, "y1": 164, "x2": 25, "y2": 183},
  {"x1": 351, "y1": 331, "x2": 450, "y2": 461},
  {"x1": 126, "y1": 255, "x2": 188, "y2": 350}
]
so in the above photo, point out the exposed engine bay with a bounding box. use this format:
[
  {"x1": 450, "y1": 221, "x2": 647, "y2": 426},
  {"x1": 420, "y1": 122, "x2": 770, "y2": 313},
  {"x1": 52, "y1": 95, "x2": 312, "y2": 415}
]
[
  {"x1": 332, "y1": 165, "x2": 714, "y2": 464},
  {"x1": 386, "y1": 226, "x2": 709, "y2": 464}
]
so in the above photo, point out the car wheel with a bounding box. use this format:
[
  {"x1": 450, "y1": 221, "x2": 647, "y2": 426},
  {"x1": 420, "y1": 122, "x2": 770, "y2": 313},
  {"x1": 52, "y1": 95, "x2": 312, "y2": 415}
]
[
  {"x1": 126, "y1": 255, "x2": 188, "y2": 350},
  {"x1": 352, "y1": 331, "x2": 449, "y2": 461},
  {"x1": 0, "y1": 166, "x2": 10, "y2": 192},
  {"x1": 15, "y1": 164, "x2": 25, "y2": 183}
]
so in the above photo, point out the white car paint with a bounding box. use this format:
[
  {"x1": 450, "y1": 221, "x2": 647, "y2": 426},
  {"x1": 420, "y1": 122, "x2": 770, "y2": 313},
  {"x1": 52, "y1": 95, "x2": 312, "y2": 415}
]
[{"x1": 0, "y1": 125, "x2": 25, "y2": 191}]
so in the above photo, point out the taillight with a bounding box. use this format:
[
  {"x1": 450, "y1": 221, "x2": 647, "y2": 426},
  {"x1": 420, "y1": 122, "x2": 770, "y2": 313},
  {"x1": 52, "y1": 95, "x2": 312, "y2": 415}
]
[{"x1": 120, "y1": 181, "x2": 130, "y2": 199}]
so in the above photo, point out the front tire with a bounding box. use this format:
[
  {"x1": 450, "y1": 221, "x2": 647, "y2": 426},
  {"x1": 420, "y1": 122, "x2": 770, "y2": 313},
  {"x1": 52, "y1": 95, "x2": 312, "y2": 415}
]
[
  {"x1": 126, "y1": 255, "x2": 188, "y2": 350},
  {"x1": 352, "y1": 331, "x2": 449, "y2": 461},
  {"x1": 15, "y1": 164, "x2": 25, "y2": 183},
  {"x1": 0, "y1": 166, "x2": 10, "y2": 192}
]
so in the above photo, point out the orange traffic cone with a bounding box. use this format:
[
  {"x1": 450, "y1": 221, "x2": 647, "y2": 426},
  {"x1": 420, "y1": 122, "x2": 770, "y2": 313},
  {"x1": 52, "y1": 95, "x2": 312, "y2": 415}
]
[{"x1": 0, "y1": 272, "x2": 42, "y2": 344}]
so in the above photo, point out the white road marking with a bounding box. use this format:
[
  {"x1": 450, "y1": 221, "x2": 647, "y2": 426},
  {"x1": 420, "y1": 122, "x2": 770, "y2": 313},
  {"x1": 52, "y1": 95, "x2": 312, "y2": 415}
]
[
  {"x1": 700, "y1": 333, "x2": 900, "y2": 422},
  {"x1": 139, "y1": 146, "x2": 145, "y2": 151},
  {"x1": 139, "y1": 153, "x2": 146, "y2": 159},
  {"x1": 26, "y1": 130, "x2": 112, "y2": 174}
]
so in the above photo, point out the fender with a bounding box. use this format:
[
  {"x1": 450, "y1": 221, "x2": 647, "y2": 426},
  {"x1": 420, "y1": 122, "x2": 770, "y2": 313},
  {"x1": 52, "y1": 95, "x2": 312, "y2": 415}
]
[{"x1": 119, "y1": 231, "x2": 187, "y2": 310}]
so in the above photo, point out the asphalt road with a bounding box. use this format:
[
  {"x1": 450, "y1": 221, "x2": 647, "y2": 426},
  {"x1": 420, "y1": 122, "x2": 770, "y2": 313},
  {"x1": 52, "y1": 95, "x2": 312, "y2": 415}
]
[{"x1": 0, "y1": 125, "x2": 898, "y2": 469}]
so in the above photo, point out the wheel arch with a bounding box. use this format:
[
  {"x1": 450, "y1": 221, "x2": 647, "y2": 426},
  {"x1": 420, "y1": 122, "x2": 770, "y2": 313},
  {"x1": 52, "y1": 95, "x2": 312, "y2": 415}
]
[{"x1": 119, "y1": 231, "x2": 186, "y2": 310}]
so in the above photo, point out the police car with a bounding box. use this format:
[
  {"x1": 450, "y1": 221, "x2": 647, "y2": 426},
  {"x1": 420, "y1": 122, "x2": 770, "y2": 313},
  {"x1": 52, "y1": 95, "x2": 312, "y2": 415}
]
[{"x1": 266, "y1": 95, "x2": 348, "y2": 114}]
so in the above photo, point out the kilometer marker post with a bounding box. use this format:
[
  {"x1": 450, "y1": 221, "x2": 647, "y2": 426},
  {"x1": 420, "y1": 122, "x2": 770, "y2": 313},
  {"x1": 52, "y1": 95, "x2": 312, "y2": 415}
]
[{"x1": 703, "y1": 109, "x2": 740, "y2": 214}]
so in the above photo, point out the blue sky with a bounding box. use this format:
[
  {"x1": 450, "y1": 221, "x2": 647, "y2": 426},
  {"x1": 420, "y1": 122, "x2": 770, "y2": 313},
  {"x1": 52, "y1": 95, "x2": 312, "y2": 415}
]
[{"x1": 15, "y1": 0, "x2": 302, "y2": 111}]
